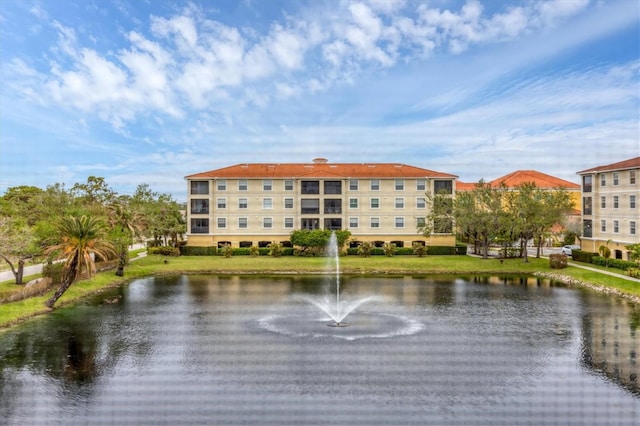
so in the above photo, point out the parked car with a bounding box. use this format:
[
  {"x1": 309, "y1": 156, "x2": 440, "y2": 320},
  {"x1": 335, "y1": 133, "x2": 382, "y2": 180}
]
[{"x1": 561, "y1": 245, "x2": 579, "y2": 256}]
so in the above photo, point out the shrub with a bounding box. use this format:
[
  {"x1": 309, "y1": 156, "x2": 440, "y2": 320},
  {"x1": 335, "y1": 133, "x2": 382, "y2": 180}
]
[
  {"x1": 549, "y1": 253, "x2": 568, "y2": 269},
  {"x1": 383, "y1": 243, "x2": 396, "y2": 257},
  {"x1": 249, "y1": 245, "x2": 260, "y2": 257},
  {"x1": 412, "y1": 244, "x2": 428, "y2": 257},
  {"x1": 220, "y1": 244, "x2": 233, "y2": 258},
  {"x1": 571, "y1": 249, "x2": 597, "y2": 263},
  {"x1": 455, "y1": 243, "x2": 467, "y2": 255},
  {"x1": 148, "y1": 246, "x2": 180, "y2": 256},
  {"x1": 357, "y1": 242, "x2": 373, "y2": 258},
  {"x1": 180, "y1": 246, "x2": 217, "y2": 256},
  {"x1": 628, "y1": 268, "x2": 640, "y2": 278},
  {"x1": 42, "y1": 262, "x2": 65, "y2": 285},
  {"x1": 592, "y1": 256, "x2": 636, "y2": 271},
  {"x1": 268, "y1": 242, "x2": 284, "y2": 258},
  {"x1": 427, "y1": 246, "x2": 456, "y2": 255}
]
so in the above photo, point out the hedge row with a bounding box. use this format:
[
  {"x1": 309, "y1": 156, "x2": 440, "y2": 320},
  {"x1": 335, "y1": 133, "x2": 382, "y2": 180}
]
[
  {"x1": 591, "y1": 256, "x2": 636, "y2": 271},
  {"x1": 571, "y1": 249, "x2": 597, "y2": 263},
  {"x1": 178, "y1": 245, "x2": 464, "y2": 256}
]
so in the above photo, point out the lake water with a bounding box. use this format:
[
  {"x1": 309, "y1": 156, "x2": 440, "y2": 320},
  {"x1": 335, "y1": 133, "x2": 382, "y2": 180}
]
[{"x1": 1, "y1": 275, "x2": 638, "y2": 425}]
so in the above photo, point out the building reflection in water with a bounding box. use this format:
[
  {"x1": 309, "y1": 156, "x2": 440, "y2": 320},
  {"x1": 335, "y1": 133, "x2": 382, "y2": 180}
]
[{"x1": 580, "y1": 292, "x2": 639, "y2": 395}]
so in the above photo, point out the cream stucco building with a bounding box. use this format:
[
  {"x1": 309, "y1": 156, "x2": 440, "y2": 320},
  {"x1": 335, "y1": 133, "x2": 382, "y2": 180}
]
[
  {"x1": 577, "y1": 156, "x2": 640, "y2": 260},
  {"x1": 184, "y1": 159, "x2": 457, "y2": 249}
]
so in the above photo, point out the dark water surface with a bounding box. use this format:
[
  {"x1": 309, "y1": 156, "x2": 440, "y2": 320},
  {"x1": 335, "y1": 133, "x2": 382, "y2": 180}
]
[{"x1": 1, "y1": 275, "x2": 638, "y2": 425}]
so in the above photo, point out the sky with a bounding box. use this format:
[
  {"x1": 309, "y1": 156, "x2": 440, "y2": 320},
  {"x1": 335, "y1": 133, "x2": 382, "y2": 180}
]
[{"x1": 0, "y1": 0, "x2": 638, "y2": 202}]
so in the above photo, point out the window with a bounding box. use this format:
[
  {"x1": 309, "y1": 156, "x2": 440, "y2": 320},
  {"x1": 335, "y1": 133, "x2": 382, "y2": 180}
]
[
  {"x1": 370, "y1": 179, "x2": 380, "y2": 191},
  {"x1": 301, "y1": 218, "x2": 320, "y2": 230},
  {"x1": 301, "y1": 181, "x2": 320, "y2": 194},
  {"x1": 324, "y1": 218, "x2": 342, "y2": 230},
  {"x1": 238, "y1": 198, "x2": 248, "y2": 209},
  {"x1": 349, "y1": 217, "x2": 359, "y2": 228},
  {"x1": 601, "y1": 196, "x2": 606, "y2": 209},
  {"x1": 301, "y1": 199, "x2": 320, "y2": 214},
  {"x1": 217, "y1": 198, "x2": 226, "y2": 209},
  {"x1": 263, "y1": 218, "x2": 273, "y2": 229},
  {"x1": 416, "y1": 217, "x2": 426, "y2": 228},
  {"x1": 349, "y1": 179, "x2": 358, "y2": 191},
  {"x1": 263, "y1": 180, "x2": 272, "y2": 191},
  {"x1": 238, "y1": 217, "x2": 248, "y2": 229},
  {"x1": 613, "y1": 172, "x2": 619, "y2": 186},
  {"x1": 416, "y1": 179, "x2": 426, "y2": 191},
  {"x1": 631, "y1": 221, "x2": 636, "y2": 235},
  {"x1": 395, "y1": 179, "x2": 404, "y2": 191},
  {"x1": 284, "y1": 217, "x2": 294, "y2": 229},
  {"x1": 238, "y1": 180, "x2": 248, "y2": 191},
  {"x1": 284, "y1": 180, "x2": 294, "y2": 191},
  {"x1": 583, "y1": 220, "x2": 592, "y2": 238},
  {"x1": 370, "y1": 198, "x2": 380, "y2": 209},
  {"x1": 395, "y1": 198, "x2": 404, "y2": 209},
  {"x1": 284, "y1": 198, "x2": 294, "y2": 209},
  {"x1": 324, "y1": 181, "x2": 342, "y2": 194},
  {"x1": 217, "y1": 180, "x2": 227, "y2": 191},
  {"x1": 631, "y1": 170, "x2": 637, "y2": 185},
  {"x1": 190, "y1": 199, "x2": 209, "y2": 214},
  {"x1": 613, "y1": 220, "x2": 619, "y2": 233},
  {"x1": 191, "y1": 218, "x2": 209, "y2": 234},
  {"x1": 600, "y1": 174, "x2": 606, "y2": 187},
  {"x1": 416, "y1": 197, "x2": 426, "y2": 208},
  {"x1": 631, "y1": 195, "x2": 636, "y2": 209},
  {"x1": 395, "y1": 217, "x2": 405, "y2": 228},
  {"x1": 217, "y1": 218, "x2": 226, "y2": 229},
  {"x1": 434, "y1": 180, "x2": 453, "y2": 194},
  {"x1": 324, "y1": 199, "x2": 342, "y2": 214},
  {"x1": 190, "y1": 181, "x2": 208, "y2": 195},
  {"x1": 370, "y1": 217, "x2": 380, "y2": 228},
  {"x1": 601, "y1": 220, "x2": 606, "y2": 232},
  {"x1": 583, "y1": 197, "x2": 592, "y2": 215},
  {"x1": 349, "y1": 198, "x2": 358, "y2": 209},
  {"x1": 613, "y1": 196, "x2": 619, "y2": 209},
  {"x1": 263, "y1": 198, "x2": 273, "y2": 209},
  {"x1": 582, "y1": 175, "x2": 592, "y2": 193}
]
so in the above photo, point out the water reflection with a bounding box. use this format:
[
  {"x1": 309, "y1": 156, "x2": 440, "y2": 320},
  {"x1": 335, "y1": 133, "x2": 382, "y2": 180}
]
[
  {"x1": 580, "y1": 292, "x2": 639, "y2": 395},
  {"x1": 0, "y1": 275, "x2": 637, "y2": 425}
]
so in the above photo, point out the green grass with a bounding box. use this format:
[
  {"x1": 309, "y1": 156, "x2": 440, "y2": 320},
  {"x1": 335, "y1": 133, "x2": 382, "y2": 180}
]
[{"x1": 1, "y1": 254, "x2": 637, "y2": 330}]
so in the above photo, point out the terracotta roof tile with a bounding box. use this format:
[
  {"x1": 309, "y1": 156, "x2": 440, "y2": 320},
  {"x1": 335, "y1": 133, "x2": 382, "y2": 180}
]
[
  {"x1": 456, "y1": 171, "x2": 580, "y2": 190},
  {"x1": 489, "y1": 170, "x2": 580, "y2": 189},
  {"x1": 186, "y1": 162, "x2": 457, "y2": 179},
  {"x1": 576, "y1": 156, "x2": 640, "y2": 174}
]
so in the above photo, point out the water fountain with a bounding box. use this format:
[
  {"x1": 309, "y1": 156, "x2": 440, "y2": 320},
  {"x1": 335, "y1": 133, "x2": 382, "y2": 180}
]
[{"x1": 257, "y1": 231, "x2": 423, "y2": 339}]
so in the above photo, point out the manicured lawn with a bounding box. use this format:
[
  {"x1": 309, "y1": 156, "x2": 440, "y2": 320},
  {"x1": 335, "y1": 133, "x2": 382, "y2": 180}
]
[{"x1": 1, "y1": 254, "x2": 637, "y2": 330}]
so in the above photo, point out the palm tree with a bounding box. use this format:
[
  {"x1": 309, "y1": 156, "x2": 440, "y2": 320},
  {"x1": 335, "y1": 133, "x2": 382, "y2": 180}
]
[
  {"x1": 44, "y1": 215, "x2": 116, "y2": 308},
  {"x1": 107, "y1": 201, "x2": 145, "y2": 276}
]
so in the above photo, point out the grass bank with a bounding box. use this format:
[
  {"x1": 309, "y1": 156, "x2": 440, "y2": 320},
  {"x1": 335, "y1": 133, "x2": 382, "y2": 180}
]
[{"x1": 1, "y1": 254, "x2": 638, "y2": 330}]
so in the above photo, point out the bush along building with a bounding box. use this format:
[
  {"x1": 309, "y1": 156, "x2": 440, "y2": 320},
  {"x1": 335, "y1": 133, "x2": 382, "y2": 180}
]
[
  {"x1": 577, "y1": 156, "x2": 640, "y2": 261},
  {"x1": 184, "y1": 158, "x2": 457, "y2": 251}
]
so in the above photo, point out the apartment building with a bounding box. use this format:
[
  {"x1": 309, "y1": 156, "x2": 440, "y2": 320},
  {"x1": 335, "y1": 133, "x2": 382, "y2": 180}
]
[
  {"x1": 184, "y1": 158, "x2": 457, "y2": 248},
  {"x1": 577, "y1": 157, "x2": 640, "y2": 260}
]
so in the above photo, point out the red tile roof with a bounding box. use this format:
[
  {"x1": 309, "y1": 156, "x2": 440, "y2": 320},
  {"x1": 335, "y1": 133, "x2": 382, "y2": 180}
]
[
  {"x1": 456, "y1": 170, "x2": 580, "y2": 190},
  {"x1": 186, "y1": 162, "x2": 457, "y2": 179},
  {"x1": 489, "y1": 170, "x2": 580, "y2": 189},
  {"x1": 576, "y1": 156, "x2": 640, "y2": 174}
]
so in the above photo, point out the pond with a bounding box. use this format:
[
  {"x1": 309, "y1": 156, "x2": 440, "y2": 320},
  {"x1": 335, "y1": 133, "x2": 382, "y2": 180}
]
[{"x1": 0, "y1": 275, "x2": 638, "y2": 425}]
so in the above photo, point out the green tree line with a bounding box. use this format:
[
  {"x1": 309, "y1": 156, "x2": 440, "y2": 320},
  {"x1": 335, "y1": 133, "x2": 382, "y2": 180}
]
[{"x1": 0, "y1": 177, "x2": 185, "y2": 296}]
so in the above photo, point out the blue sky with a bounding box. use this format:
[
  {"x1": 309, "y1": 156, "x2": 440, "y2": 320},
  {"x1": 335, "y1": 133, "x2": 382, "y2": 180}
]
[{"x1": 1, "y1": 0, "x2": 638, "y2": 201}]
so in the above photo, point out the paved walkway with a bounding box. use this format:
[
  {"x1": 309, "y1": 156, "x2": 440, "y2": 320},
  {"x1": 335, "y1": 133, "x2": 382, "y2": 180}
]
[{"x1": 0, "y1": 247, "x2": 147, "y2": 283}]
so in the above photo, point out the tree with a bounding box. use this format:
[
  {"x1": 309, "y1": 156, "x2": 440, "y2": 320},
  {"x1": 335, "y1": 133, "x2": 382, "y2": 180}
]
[
  {"x1": 0, "y1": 217, "x2": 39, "y2": 284},
  {"x1": 44, "y1": 215, "x2": 116, "y2": 308},
  {"x1": 290, "y1": 229, "x2": 351, "y2": 255},
  {"x1": 626, "y1": 243, "x2": 640, "y2": 265},
  {"x1": 107, "y1": 200, "x2": 145, "y2": 276},
  {"x1": 599, "y1": 239, "x2": 612, "y2": 268},
  {"x1": 452, "y1": 180, "x2": 507, "y2": 259}
]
